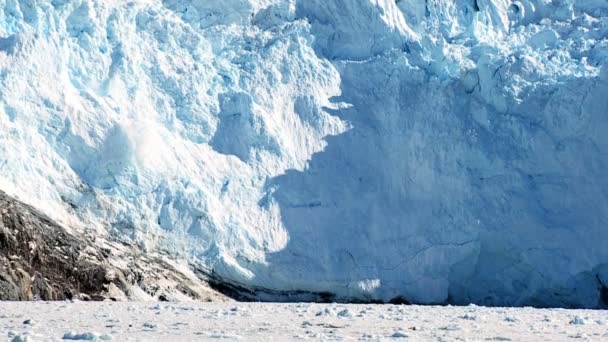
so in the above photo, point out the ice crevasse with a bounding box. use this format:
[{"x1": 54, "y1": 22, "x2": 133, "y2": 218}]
[{"x1": 1, "y1": 0, "x2": 608, "y2": 307}]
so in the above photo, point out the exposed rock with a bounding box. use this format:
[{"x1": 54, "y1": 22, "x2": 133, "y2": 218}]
[{"x1": 0, "y1": 190, "x2": 227, "y2": 302}]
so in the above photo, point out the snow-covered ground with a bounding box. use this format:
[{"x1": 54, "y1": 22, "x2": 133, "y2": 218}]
[{"x1": 1, "y1": 302, "x2": 607, "y2": 341}]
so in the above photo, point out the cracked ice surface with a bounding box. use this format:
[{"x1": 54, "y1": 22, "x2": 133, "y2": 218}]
[
  {"x1": 3, "y1": 302, "x2": 608, "y2": 340},
  {"x1": 1, "y1": 0, "x2": 608, "y2": 307}
]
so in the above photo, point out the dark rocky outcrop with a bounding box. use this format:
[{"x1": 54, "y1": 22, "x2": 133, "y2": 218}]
[{"x1": 0, "y1": 190, "x2": 227, "y2": 302}]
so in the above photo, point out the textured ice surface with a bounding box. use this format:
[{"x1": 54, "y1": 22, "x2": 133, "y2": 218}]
[
  {"x1": 1, "y1": 0, "x2": 608, "y2": 307},
  {"x1": 4, "y1": 302, "x2": 608, "y2": 341}
]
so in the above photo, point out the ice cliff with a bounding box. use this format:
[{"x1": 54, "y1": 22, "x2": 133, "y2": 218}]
[{"x1": 1, "y1": 0, "x2": 608, "y2": 307}]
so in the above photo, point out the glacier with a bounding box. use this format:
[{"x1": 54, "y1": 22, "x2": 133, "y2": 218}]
[{"x1": 1, "y1": 0, "x2": 608, "y2": 307}]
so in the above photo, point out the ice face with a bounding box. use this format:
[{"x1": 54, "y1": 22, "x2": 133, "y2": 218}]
[{"x1": 1, "y1": 0, "x2": 607, "y2": 307}]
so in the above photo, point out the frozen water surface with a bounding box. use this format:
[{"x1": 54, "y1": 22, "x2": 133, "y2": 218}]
[{"x1": 2, "y1": 302, "x2": 608, "y2": 341}]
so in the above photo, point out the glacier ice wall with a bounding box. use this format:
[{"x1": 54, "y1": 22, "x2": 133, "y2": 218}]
[{"x1": 1, "y1": 0, "x2": 608, "y2": 307}]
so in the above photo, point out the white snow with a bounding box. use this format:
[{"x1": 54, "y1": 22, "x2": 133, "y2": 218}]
[
  {"x1": 1, "y1": 302, "x2": 607, "y2": 341},
  {"x1": 1, "y1": 0, "x2": 608, "y2": 306}
]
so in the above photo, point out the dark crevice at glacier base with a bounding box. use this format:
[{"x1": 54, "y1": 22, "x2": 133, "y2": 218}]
[{"x1": 0, "y1": 1, "x2": 608, "y2": 308}]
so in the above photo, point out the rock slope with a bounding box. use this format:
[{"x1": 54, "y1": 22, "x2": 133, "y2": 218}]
[{"x1": 0, "y1": 190, "x2": 226, "y2": 301}]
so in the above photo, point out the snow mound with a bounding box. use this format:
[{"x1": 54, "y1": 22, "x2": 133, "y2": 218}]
[{"x1": 1, "y1": 0, "x2": 607, "y2": 307}]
